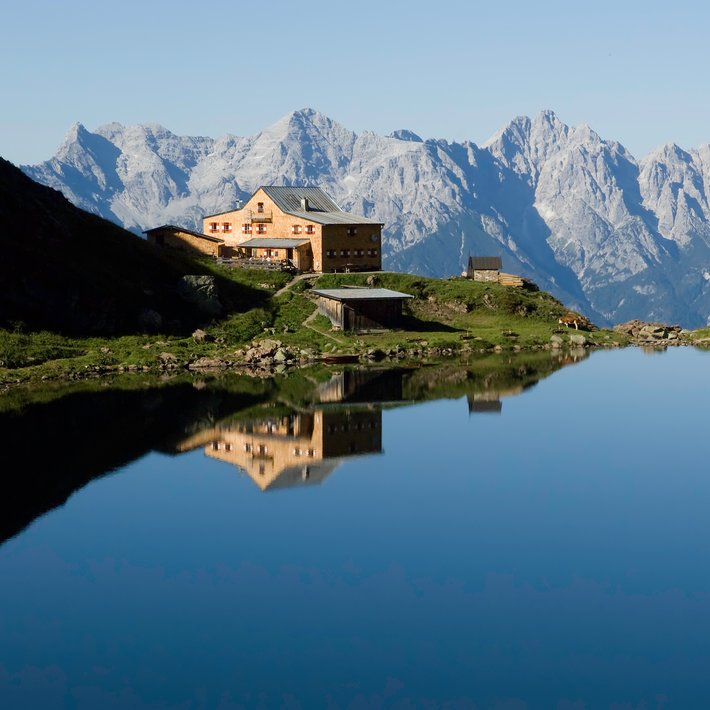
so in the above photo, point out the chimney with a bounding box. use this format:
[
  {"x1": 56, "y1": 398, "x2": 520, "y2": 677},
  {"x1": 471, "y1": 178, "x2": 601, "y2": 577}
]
[{"x1": 300, "y1": 197, "x2": 309, "y2": 211}]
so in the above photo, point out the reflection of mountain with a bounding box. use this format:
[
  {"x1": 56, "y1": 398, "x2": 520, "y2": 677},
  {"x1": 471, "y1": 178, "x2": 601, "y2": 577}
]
[
  {"x1": 196, "y1": 408, "x2": 382, "y2": 491},
  {"x1": 0, "y1": 351, "x2": 586, "y2": 545}
]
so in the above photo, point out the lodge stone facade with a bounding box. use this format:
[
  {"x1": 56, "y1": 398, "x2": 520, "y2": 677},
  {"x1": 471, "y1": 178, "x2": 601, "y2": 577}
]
[{"x1": 202, "y1": 186, "x2": 383, "y2": 273}]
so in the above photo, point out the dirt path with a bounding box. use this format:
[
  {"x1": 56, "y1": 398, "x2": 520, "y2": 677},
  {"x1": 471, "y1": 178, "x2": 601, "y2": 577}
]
[
  {"x1": 275, "y1": 273, "x2": 347, "y2": 346},
  {"x1": 303, "y1": 307, "x2": 346, "y2": 345},
  {"x1": 274, "y1": 273, "x2": 318, "y2": 297}
]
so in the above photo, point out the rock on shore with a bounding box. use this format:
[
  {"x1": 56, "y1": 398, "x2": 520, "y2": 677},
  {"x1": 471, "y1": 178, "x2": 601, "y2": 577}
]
[{"x1": 613, "y1": 320, "x2": 690, "y2": 345}]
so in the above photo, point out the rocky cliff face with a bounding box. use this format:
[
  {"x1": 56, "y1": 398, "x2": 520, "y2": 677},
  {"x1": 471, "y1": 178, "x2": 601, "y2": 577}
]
[{"x1": 22, "y1": 109, "x2": 710, "y2": 326}]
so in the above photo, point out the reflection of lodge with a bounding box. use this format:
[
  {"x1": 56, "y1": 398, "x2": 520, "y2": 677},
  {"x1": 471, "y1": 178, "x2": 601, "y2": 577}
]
[
  {"x1": 317, "y1": 368, "x2": 405, "y2": 404},
  {"x1": 206, "y1": 408, "x2": 382, "y2": 491}
]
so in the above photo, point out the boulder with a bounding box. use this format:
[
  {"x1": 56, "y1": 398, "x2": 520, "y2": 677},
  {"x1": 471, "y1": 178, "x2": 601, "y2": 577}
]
[
  {"x1": 614, "y1": 320, "x2": 686, "y2": 345},
  {"x1": 188, "y1": 357, "x2": 226, "y2": 369},
  {"x1": 177, "y1": 275, "x2": 223, "y2": 316},
  {"x1": 569, "y1": 333, "x2": 587, "y2": 347},
  {"x1": 192, "y1": 329, "x2": 214, "y2": 343}
]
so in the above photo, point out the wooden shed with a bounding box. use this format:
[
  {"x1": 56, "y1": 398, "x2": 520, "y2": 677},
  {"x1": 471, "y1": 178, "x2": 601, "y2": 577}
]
[
  {"x1": 311, "y1": 287, "x2": 413, "y2": 331},
  {"x1": 466, "y1": 256, "x2": 502, "y2": 282},
  {"x1": 144, "y1": 224, "x2": 225, "y2": 257}
]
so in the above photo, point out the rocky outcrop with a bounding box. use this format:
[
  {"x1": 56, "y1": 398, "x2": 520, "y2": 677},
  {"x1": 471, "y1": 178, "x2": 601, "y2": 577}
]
[
  {"x1": 613, "y1": 320, "x2": 690, "y2": 345},
  {"x1": 178, "y1": 275, "x2": 222, "y2": 316}
]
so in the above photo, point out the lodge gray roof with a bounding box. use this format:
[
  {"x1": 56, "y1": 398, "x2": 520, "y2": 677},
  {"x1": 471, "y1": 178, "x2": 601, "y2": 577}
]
[
  {"x1": 239, "y1": 237, "x2": 311, "y2": 249},
  {"x1": 312, "y1": 287, "x2": 414, "y2": 302},
  {"x1": 265, "y1": 460, "x2": 341, "y2": 491},
  {"x1": 261, "y1": 186, "x2": 383, "y2": 226},
  {"x1": 143, "y1": 224, "x2": 223, "y2": 243},
  {"x1": 468, "y1": 256, "x2": 502, "y2": 270}
]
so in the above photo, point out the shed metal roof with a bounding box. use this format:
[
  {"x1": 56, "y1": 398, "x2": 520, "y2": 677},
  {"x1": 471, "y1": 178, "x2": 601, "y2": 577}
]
[
  {"x1": 311, "y1": 287, "x2": 414, "y2": 302},
  {"x1": 468, "y1": 256, "x2": 502, "y2": 270},
  {"x1": 238, "y1": 237, "x2": 310, "y2": 248}
]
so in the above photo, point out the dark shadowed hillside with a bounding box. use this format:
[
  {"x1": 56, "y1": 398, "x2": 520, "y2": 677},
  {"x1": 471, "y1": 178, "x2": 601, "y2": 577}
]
[{"x1": 0, "y1": 157, "x2": 262, "y2": 335}]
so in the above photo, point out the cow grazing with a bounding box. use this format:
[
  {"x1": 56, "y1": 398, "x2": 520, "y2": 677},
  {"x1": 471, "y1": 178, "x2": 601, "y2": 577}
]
[{"x1": 559, "y1": 313, "x2": 581, "y2": 330}]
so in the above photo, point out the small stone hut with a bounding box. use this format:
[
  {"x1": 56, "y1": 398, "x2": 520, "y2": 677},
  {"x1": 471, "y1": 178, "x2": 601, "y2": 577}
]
[
  {"x1": 311, "y1": 287, "x2": 413, "y2": 331},
  {"x1": 466, "y1": 256, "x2": 502, "y2": 282}
]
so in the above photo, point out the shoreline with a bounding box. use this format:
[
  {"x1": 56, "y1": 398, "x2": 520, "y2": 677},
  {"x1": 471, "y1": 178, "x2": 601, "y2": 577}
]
[{"x1": 0, "y1": 329, "x2": 704, "y2": 391}]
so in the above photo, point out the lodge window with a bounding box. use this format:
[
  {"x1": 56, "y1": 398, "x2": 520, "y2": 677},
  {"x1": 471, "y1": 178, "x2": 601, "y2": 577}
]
[
  {"x1": 347, "y1": 227, "x2": 357, "y2": 236},
  {"x1": 325, "y1": 249, "x2": 336, "y2": 257},
  {"x1": 340, "y1": 249, "x2": 350, "y2": 257},
  {"x1": 209, "y1": 222, "x2": 218, "y2": 232},
  {"x1": 368, "y1": 248, "x2": 379, "y2": 257},
  {"x1": 223, "y1": 222, "x2": 232, "y2": 232},
  {"x1": 257, "y1": 202, "x2": 264, "y2": 213},
  {"x1": 305, "y1": 225, "x2": 315, "y2": 234},
  {"x1": 354, "y1": 249, "x2": 364, "y2": 257},
  {"x1": 307, "y1": 449, "x2": 315, "y2": 457},
  {"x1": 293, "y1": 447, "x2": 301, "y2": 456},
  {"x1": 292, "y1": 225, "x2": 302, "y2": 234},
  {"x1": 256, "y1": 224, "x2": 266, "y2": 234},
  {"x1": 244, "y1": 443, "x2": 252, "y2": 453},
  {"x1": 258, "y1": 444, "x2": 267, "y2": 455}
]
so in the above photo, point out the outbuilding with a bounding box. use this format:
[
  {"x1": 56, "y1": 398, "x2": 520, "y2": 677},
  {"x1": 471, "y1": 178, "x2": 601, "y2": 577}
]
[
  {"x1": 466, "y1": 256, "x2": 502, "y2": 282},
  {"x1": 311, "y1": 287, "x2": 413, "y2": 331},
  {"x1": 144, "y1": 224, "x2": 225, "y2": 258}
]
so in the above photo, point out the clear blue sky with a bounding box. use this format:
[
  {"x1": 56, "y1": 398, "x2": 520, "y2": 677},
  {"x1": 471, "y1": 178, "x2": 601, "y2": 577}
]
[{"x1": 2, "y1": 0, "x2": 708, "y2": 165}]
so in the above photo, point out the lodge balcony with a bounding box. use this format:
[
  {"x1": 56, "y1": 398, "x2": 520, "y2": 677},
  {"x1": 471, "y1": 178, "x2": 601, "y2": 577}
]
[{"x1": 244, "y1": 209, "x2": 273, "y2": 223}]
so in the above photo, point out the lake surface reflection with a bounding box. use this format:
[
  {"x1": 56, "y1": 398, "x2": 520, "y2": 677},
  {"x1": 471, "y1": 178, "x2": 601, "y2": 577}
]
[{"x1": 1, "y1": 348, "x2": 709, "y2": 709}]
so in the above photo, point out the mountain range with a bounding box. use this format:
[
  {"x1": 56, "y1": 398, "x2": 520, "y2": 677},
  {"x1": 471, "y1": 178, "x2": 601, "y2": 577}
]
[{"x1": 21, "y1": 108, "x2": 710, "y2": 327}]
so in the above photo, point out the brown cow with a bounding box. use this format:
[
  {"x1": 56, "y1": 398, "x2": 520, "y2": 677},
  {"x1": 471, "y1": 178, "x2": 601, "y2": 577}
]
[{"x1": 559, "y1": 313, "x2": 581, "y2": 330}]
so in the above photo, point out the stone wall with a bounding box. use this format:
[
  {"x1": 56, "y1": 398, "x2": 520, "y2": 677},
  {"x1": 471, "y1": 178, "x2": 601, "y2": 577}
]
[{"x1": 472, "y1": 269, "x2": 499, "y2": 283}]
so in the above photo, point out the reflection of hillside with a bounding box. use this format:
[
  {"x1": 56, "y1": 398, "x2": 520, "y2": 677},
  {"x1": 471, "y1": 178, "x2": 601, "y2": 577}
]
[
  {"x1": 317, "y1": 369, "x2": 404, "y2": 404},
  {"x1": 400, "y1": 350, "x2": 587, "y2": 407},
  {"x1": 0, "y1": 350, "x2": 587, "y2": 545},
  {"x1": 0, "y1": 380, "x2": 270, "y2": 546},
  {"x1": 183, "y1": 408, "x2": 382, "y2": 492}
]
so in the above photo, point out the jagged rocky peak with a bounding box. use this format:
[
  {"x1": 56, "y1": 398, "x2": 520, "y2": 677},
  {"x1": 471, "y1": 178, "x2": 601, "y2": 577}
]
[
  {"x1": 483, "y1": 110, "x2": 571, "y2": 181},
  {"x1": 263, "y1": 108, "x2": 352, "y2": 140},
  {"x1": 640, "y1": 143, "x2": 707, "y2": 194},
  {"x1": 62, "y1": 121, "x2": 90, "y2": 144},
  {"x1": 389, "y1": 129, "x2": 423, "y2": 143},
  {"x1": 54, "y1": 121, "x2": 98, "y2": 160}
]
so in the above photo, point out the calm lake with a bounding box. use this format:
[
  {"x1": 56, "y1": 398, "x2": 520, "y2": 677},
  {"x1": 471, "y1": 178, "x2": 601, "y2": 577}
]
[{"x1": 1, "y1": 347, "x2": 709, "y2": 709}]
